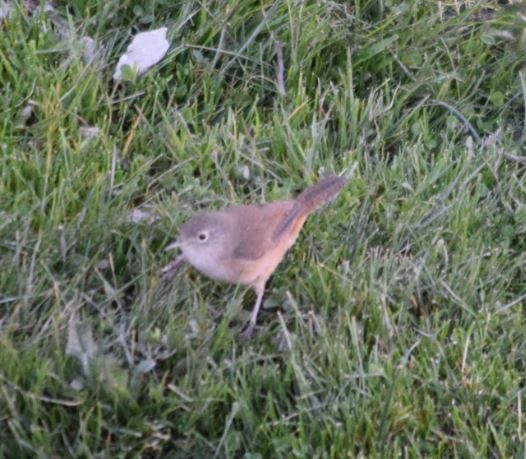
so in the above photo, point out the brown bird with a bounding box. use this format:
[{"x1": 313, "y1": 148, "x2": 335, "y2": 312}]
[{"x1": 163, "y1": 175, "x2": 347, "y2": 339}]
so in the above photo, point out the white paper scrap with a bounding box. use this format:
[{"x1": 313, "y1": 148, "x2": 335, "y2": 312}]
[{"x1": 113, "y1": 27, "x2": 169, "y2": 81}]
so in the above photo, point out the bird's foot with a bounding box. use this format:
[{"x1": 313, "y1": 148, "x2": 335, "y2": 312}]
[
  {"x1": 239, "y1": 322, "x2": 257, "y2": 341},
  {"x1": 159, "y1": 255, "x2": 186, "y2": 282}
]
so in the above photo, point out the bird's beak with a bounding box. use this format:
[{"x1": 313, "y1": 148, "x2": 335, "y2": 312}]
[{"x1": 165, "y1": 239, "x2": 182, "y2": 251}]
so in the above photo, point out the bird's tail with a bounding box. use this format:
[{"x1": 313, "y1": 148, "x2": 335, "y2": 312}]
[
  {"x1": 295, "y1": 175, "x2": 347, "y2": 215},
  {"x1": 272, "y1": 175, "x2": 347, "y2": 242}
]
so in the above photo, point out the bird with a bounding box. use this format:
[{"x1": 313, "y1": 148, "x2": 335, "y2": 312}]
[{"x1": 163, "y1": 175, "x2": 347, "y2": 339}]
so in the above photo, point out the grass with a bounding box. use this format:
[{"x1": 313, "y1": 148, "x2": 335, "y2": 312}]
[{"x1": 1, "y1": 0, "x2": 526, "y2": 456}]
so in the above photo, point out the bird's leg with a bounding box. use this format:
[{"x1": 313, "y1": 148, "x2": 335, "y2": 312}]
[{"x1": 239, "y1": 285, "x2": 265, "y2": 340}]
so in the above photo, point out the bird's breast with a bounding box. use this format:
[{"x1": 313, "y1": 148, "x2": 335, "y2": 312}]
[{"x1": 182, "y1": 246, "x2": 240, "y2": 284}]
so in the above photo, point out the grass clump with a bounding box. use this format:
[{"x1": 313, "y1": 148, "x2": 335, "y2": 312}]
[{"x1": 1, "y1": 0, "x2": 526, "y2": 456}]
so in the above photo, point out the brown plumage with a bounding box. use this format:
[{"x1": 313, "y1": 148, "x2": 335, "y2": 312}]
[{"x1": 163, "y1": 175, "x2": 347, "y2": 339}]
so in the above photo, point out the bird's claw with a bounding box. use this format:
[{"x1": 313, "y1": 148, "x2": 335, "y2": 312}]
[
  {"x1": 160, "y1": 255, "x2": 186, "y2": 282},
  {"x1": 239, "y1": 322, "x2": 257, "y2": 341}
]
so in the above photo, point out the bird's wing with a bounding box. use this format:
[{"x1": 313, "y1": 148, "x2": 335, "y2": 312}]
[{"x1": 229, "y1": 201, "x2": 295, "y2": 260}]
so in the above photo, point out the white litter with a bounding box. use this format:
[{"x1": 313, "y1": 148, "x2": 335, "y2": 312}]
[{"x1": 113, "y1": 27, "x2": 169, "y2": 81}]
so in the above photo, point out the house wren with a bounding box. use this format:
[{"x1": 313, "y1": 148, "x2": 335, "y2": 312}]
[{"x1": 163, "y1": 175, "x2": 347, "y2": 339}]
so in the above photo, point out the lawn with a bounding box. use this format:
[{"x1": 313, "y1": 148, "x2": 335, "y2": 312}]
[{"x1": 1, "y1": 0, "x2": 526, "y2": 457}]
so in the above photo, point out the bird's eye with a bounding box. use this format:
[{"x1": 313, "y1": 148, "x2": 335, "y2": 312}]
[{"x1": 197, "y1": 232, "x2": 208, "y2": 242}]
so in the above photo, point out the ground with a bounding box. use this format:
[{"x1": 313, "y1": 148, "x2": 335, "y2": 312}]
[{"x1": 1, "y1": 0, "x2": 526, "y2": 457}]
